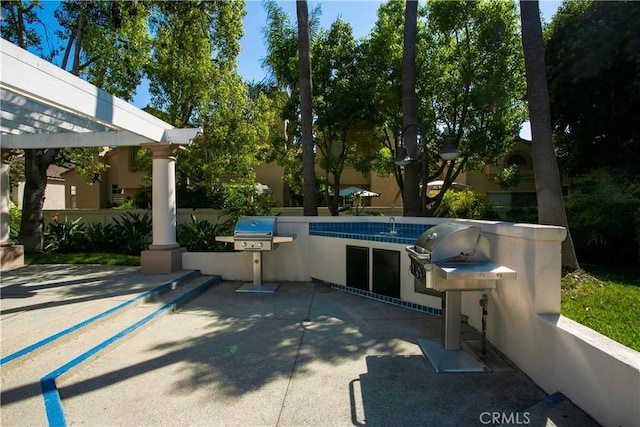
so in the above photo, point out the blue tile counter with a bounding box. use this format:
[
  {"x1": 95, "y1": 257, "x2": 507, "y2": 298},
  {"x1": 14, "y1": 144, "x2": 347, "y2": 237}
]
[{"x1": 309, "y1": 221, "x2": 434, "y2": 244}]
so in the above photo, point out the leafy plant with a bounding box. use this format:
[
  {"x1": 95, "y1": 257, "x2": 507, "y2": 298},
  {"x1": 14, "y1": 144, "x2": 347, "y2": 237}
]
[
  {"x1": 434, "y1": 190, "x2": 499, "y2": 220},
  {"x1": 44, "y1": 215, "x2": 85, "y2": 253},
  {"x1": 222, "y1": 185, "x2": 274, "y2": 221},
  {"x1": 9, "y1": 200, "x2": 21, "y2": 242},
  {"x1": 565, "y1": 169, "x2": 640, "y2": 266},
  {"x1": 495, "y1": 164, "x2": 522, "y2": 190},
  {"x1": 80, "y1": 222, "x2": 119, "y2": 253},
  {"x1": 177, "y1": 215, "x2": 234, "y2": 252},
  {"x1": 111, "y1": 211, "x2": 152, "y2": 255}
]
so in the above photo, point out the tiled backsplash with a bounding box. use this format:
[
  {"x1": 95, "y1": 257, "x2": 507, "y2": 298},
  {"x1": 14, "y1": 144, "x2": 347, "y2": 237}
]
[{"x1": 309, "y1": 222, "x2": 433, "y2": 244}]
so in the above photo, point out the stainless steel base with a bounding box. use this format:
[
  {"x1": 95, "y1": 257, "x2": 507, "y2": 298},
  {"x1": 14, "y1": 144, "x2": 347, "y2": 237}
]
[
  {"x1": 234, "y1": 251, "x2": 279, "y2": 293},
  {"x1": 235, "y1": 283, "x2": 279, "y2": 294},
  {"x1": 417, "y1": 338, "x2": 490, "y2": 373}
]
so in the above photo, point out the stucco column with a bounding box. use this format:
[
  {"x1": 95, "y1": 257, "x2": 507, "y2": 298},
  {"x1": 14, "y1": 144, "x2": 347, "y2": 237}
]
[
  {"x1": 1, "y1": 156, "x2": 24, "y2": 269},
  {"x1": 140, "y1": 143, "x2": 184, "y2": 273},
  {"x1": 147, "y1": 143, "x2": 178, "y2": 248}
]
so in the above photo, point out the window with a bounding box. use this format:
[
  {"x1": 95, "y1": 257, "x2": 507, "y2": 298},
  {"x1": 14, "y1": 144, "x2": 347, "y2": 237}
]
[
  {"x1": 70, "y1": 185, "x2": 77, "y2": 209},
  {"x1": 507, "y1": 154, "x2": 528, "y2": 167}
]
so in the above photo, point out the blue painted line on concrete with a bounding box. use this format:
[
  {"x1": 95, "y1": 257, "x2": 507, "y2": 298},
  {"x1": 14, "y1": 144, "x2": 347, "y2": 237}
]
[
  {"x1": 1, "y1": 270, "x2": 199, "y2": 367},
  {"x1": 42, "y1": 375, "x2": 66, "y2": 427},
  {"x1": 41, "y1": 275, "x2": 220, "y2": 427}
]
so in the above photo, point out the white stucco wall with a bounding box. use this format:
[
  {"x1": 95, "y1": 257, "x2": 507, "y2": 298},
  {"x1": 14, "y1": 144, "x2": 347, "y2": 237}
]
[{"x1": 17, "y1": 182, "x2": 66, "y2": 210}]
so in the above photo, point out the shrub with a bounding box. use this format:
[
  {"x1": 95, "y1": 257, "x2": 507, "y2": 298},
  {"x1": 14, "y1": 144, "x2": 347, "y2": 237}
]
[
  {"x1": 565, "y1": 169, "x2": 640, "y2": 267},
  {"x1": 222, "y1": 185, "x2": 274, "y2": 220},
  {"x1": 44, "y1": 215, "x2": 85, "y2": 253},
  {"x1": 177, "y1": 215, "x2": 235, "y2": 252},
  {"x1": 434, "y1": 190, "x2": 499, "y2": 220},
  {"x1": 80, "y1": 222, "x2": 119, "y2": 253},
  {"x1": 111, "y1": 211, "x2": 152, "y2": 255},
  {"x1": 9, "y1": 200, "x2": 20, "y2": 241}
]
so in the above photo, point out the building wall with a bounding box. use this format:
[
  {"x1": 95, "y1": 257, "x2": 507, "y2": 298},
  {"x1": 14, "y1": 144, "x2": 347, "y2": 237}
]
[
  {"x1": 59, "y1": 142, "x2": 550, "y2": 211},
  {"x1": 63, "y1": 169, "x2": 104, "y2": 209},
  {"x1": 104, "y1": 147, "x2": 147, "y2": 206},
  {"x1": 13, "y1": 181, "x2": 66, "y2": 210}
]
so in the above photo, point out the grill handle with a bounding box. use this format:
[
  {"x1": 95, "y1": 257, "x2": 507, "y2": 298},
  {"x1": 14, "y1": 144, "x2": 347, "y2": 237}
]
[{"x1": 405, "y1": 245, "x2": 431, "y2": 261}]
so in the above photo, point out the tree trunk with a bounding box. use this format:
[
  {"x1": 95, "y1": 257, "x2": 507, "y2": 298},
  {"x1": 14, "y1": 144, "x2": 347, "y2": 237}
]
[
  {"x1": 19, "y1": 149, "x2": 58, "y2": 253},
  {"x1": 297, "y1": 0, "x2": 318, "y2": 216},
  {"x1": 401, "y1": 0, "x2": 422, "y2": 217},
  {"x1": 519, "y1": 0, "x2": 579, "y2": 270}
]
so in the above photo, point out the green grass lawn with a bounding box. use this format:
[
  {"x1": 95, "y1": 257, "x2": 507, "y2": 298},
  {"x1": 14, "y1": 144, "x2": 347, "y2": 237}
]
[
  {"x1": 562, "y1": 267, "x2": 640, "y2": 352},
  {"x1": 25, "y1": 253, "x2": 140, "y2": 266}
]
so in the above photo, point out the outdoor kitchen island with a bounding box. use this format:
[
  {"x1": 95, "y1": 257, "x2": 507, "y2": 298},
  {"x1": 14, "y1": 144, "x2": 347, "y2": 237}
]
[{"x1": 182, "y1": 216, "x2": 637, "y2": 427}]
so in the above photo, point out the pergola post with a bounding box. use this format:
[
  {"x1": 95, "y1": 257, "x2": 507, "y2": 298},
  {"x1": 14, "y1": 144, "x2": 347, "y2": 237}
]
[
  {"x1": 140, "y1": 143, "x2": 185, "y2": 273},
  {"x1": 0, "y1": 157, "x2": 24, "y2": 269}
]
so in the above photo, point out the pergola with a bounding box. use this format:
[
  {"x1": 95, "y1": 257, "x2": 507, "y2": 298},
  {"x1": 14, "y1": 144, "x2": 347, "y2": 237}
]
[{"x1": 0, "y1": 38, "x2": 201, "y2": 272}]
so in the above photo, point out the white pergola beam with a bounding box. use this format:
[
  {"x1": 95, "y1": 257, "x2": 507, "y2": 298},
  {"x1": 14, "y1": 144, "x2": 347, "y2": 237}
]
[
  {"x1": 0, "y1": 39, "x2": 169, "y2": 143},
  {"x1": 0, "y1": 130, "x2": 156, "y2": 149}
]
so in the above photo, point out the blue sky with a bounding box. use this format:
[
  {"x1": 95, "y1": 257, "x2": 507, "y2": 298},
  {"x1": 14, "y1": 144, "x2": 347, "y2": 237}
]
[{"x1": 33, "y1": 0, "x2": 562, "y2": 132}]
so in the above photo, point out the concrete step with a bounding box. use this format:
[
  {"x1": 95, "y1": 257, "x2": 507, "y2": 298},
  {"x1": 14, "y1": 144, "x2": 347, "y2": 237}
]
[
  {"x1": 1, "y1": 269, "x2": 201, "y2": 366},
  {"x1": 0, "y1": 272, "x2": 219, "y2": 427},
  {"x1": 500, "y1": 392, "x2": 600, "y2": 427}
]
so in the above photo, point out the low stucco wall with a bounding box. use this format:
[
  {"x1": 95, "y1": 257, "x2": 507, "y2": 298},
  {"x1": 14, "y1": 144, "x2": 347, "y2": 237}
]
[
  {"x1": 182, "y1": 216, "x2": 639, "y2": 427},
  {"x1": 453, "y1": 220, "x2": 639, "y2": 427}
]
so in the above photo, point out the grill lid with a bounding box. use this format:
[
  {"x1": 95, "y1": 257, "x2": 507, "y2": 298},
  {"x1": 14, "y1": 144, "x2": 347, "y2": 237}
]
[
  {"x1": 414, "y1": 222, "x2": 484, "y2": 263},
  {"x1": 234, "y1": 216, "x2": 277, "y2": 239}
]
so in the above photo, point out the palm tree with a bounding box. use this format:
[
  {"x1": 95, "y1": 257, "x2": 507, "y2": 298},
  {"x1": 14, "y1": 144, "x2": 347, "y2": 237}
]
[
  {"x1": 401, "y1": 0, "x2": 422, "y2": 217},
  {"x1": 297, "y1": 0, "x2": 318, "y2": 216},
  {"x1": 519, "y1": 0, "x2": 579, "y2": 269}
]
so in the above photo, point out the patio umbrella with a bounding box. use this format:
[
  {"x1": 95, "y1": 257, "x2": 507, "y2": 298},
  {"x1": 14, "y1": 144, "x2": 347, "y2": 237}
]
[
  {"x1": 426, "y1": 180, "x2": 472, "y2": 191},
  {"x1": 339, "y1": 186, "x2": 380, "y2": 198}
]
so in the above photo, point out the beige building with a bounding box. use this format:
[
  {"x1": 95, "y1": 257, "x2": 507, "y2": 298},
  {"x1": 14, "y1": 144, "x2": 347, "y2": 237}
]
[
  {"x1": 60, "y1": 141, "x2": 545, "y2": 213},
  {"x1": 11, "y1": 164, "x2": 68, "y2": 211}
]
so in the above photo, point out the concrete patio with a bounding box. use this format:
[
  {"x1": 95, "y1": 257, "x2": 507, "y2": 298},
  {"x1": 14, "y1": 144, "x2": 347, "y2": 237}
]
[{"x1": 0, "y1": 264, "x2": 599, "y2": 426}]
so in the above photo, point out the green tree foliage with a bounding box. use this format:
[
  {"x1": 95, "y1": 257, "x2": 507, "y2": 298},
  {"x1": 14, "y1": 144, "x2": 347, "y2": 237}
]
[
  {"x1": 146, "y1": 1, "x2": 244, "y2": 126},
  {"x1": 425, "y1": 0, "x2": 526, "y2": 176},
  {"x1": 55, "y1": 0, "x2": 151, "y2": 99},
  {"x1": 565, "y1": 170, "x2": 640, "y2": 267},
  {"x1": 545, "y1": 1, "x2": 640, "y2": 177},
  {"x1": 434, "y1": 189, "x2": 498, "y2": 220},
  {"x1": 0, "y1": 0, "x2": 43, "y2": 54},
  {"x1": 312, "y1": 19, "x2": 379, "y2": 215},
  {"x1": 146, "y1": 1, "x2": 271, "y2": 207},
  {"x1": 363, "y1": 0, "x2": 527, "y2": 215}
]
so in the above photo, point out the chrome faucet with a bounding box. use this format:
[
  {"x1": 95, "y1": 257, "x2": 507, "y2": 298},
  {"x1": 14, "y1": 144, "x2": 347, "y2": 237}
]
[{"x1": 389, "y1": 216, "x2": 397, "y2": 234}]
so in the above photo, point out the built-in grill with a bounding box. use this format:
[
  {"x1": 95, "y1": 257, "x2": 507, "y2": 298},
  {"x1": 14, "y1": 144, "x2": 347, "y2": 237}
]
[
  {"x1": 406, "y1": 222, "x2": 516, "y2": 372},
  {"x1": 216, "y1": 216, "x2": 295, "y2": 293},
  {"x1": 232, "y1": 216, "x2": 278, "y2": 251}
]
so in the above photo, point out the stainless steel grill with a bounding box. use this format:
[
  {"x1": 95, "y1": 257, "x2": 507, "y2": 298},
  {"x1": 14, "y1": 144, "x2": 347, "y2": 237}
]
[
  {"x1": 407, "y1": 222, "x2": 516, "y2": 292},
  {"x1": 232, "y1": 216, "x2": 277, "y2": 251},
  {"x1": 407, "y1": 222, "x2": 516, "y2": 372},
  {"x1": 216, "y1": 216, "x2": 295, "y2": 293}
]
